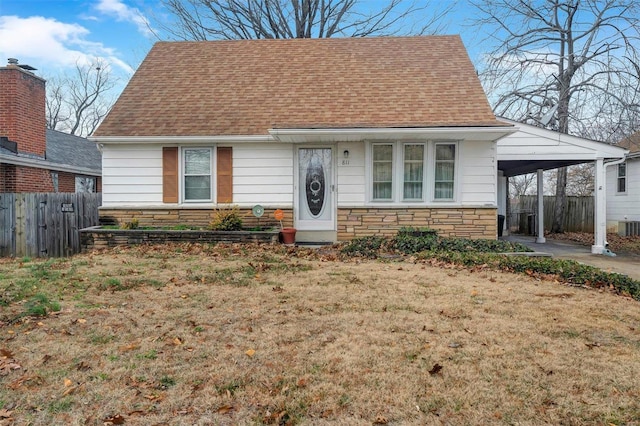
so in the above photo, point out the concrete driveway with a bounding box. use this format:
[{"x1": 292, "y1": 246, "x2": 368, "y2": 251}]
[{"x1": 504, "y1": 235, "x2": 640, "y2": 281}]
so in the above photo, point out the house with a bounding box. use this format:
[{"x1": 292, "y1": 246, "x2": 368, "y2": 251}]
[
  {"x1": 607, "y1": 132, "x2": 640, "y2": 235},
  {"x1": 92, "y1": 36, "x2": 518, "y2": 242},
  {"x1": 0, "y1": 59, "x2": 101, "y2": 193}
]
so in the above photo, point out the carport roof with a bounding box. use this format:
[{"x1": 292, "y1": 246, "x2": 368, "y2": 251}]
[{"x1": 496, "y1": 118, "x2": 628, "y2": 177}]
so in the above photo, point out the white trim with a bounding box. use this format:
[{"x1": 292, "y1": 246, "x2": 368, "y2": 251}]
[
  {"x1": 271, "y1": 126, "x2": 516, "y2": 143},
  {"x1": 0, "y1": 153, "x2": 101, "y2": 176}
]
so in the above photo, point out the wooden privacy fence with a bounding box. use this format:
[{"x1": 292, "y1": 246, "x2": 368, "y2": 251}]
[
  {"x1": 510, "y1": 195, "x2": 594, "y2": 234},
  {"x1": 0, "y1": 192, "x2": 101, "y2": 258}
]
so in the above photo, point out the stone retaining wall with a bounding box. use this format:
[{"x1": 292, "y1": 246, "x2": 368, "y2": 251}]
[
  {"x1": 337, "y1": 207, "x2": 497, "y2": 240},
  {"x1": 81, "y1": 227, "x2": 279, "y2": 251}
]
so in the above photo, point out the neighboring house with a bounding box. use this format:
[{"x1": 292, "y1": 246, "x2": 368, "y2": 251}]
[
  {"x1": 607, "y1": 132, "x2": 640, "y2": 235},
  {"x1": 92, "y1": 36, "x2": 516, "y2": 242},
  {"x1": 0, "y1": 59, "x2": 101, "y2": 193}
]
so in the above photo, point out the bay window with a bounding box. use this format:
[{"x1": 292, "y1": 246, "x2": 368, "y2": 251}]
[{"x1": 369, "y1": 141, "x2": 457, "y2": 203}]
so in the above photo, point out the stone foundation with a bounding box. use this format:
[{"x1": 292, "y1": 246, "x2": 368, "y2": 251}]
[
  {"x1": 337, "y1": 207, "x2": 497, "y2": 240},
  {"x1": 99, "y1": 207, "x2": 293, "y2": 229}
]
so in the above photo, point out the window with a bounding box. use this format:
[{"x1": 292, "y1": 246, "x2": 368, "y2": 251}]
[
  {"x1": 75, "y1": 176, "x2": 96, "y2": 193},
  {"x1": 403, "y1": 144, "x2": 424, "y2": 200},
  {"x1": 434, "y1": 143, "x2": 456, "y2": 200},
  {"x1": 372, "y1": 144, "x2": 393, "y2": 200},
  {"x1": 368, "y1": 141, "x2": 456, "y2": 203},
  {"x1": 183, "y1": 148, "x2": 212, "y2": 201},
  {"x1": 617, "y1": 162, "x2": 626, "y2": 193}
]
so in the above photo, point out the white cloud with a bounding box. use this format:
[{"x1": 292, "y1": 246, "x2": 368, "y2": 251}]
[
  {"x1": 95, "y1": 0, "x2": 153, "y2": 37},
  {"x1": 0, "y1": 15, "x2": 134, "y2": 74}
]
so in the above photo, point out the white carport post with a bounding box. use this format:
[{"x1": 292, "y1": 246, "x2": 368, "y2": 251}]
[
  {"x1": 536, "y1": 168, "x2": 545, "y2": 243},
  {"x1": 592, "y1": 158, "x2": 606, "y2": 254}
]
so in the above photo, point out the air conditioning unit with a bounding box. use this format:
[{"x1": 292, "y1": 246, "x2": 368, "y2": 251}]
[{"x1": 619, "y1": 221, "x2": 640, "y2": 237}]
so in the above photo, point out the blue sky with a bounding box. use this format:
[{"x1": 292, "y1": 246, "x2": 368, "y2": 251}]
[{"x1": 0, "y1": 0, "x2": 481, "y2": 95}]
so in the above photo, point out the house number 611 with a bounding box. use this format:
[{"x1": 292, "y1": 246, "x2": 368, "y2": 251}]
[{"x1": 341, "y1": 159, "x2": 350, "y2": 165}]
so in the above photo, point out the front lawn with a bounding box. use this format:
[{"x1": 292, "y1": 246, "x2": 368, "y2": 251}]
[{"x1": 1, "y1": 243, "x2": 639, "y2": 425}]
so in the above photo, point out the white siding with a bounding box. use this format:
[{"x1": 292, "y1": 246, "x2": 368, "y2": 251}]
[
  {"x1": 459, "y1": 140, "x2": 496, "y2": 205},
  {"x1": 101, "y1": 138, "x2": 496, "y2": 209},
  {"x1": 336, "y1": 142, "x2": 366, "y2": 205},
  {"x1": 102, "y1": 145, "x2": 163, "y2": 206},
  {"x1": 607, "y1": 158, "x2": 640, "y2": 227},
  {"x1": 233, "y1": 144, "x2": 293, "y2": 206}
]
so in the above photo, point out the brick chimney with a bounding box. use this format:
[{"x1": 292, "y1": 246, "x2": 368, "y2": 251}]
[{"x1": 0, "y1": 58, "x2": 46, "y2": 157}]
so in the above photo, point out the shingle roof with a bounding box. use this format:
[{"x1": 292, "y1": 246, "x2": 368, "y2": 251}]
[
  {"x1": 94, "y1": 36, "x2": 506, "y2": 137},
  {"x1": 617, "y1": 132, "x2": 640, "y2": 154},
  {"x1": 46, "y1": 129, "x2": 101, "y2": 172},
  {"x1": 0, "y1": 130, "x2": 101, "y2": 173}
]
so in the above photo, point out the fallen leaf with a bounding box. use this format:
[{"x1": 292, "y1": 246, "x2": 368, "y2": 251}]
[
  {"x1": 245, "y1": 349, "x2": 256, "y2": 357},
  {"x1": 0, "y1": 409, "x2": 12, "y2": 418},
  {"x1": 428, "y1": 363, "x2": 443, "y2": 375},
  {"x1": 0, "y1": 349, "x2": 13, "y2": 358},
  {"x1": 78, "y1": 318, "x2": 87, "y2": 324},
  {"x1": 103, "y1": 414, "x2": 125, "y2": 425},
  {"x1": 64, "y1": 378, "x2": 73, "y2": 387},
  {"x1": 42, "y1": 354, "x2": 52, "y2": 364},
  {"x1": 173, "y1": 337, "x2": 183, "y2": 346},
  {"x1": 585, "y1": 342, "x2": 601, "y2": 349},
  {"x1": 217, "y1": 405, "x2": 234, "y2": 414},
  {"x1": 373, "y1": 415, "x2": 388, "y2": 424}
]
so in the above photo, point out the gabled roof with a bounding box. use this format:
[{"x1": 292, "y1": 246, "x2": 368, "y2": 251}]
[
  {"x1": 497, "y1": 118, "x2": 628, "y2": 177},
  {"x1": 94, "y1": 36, "x2": 507, "y2": 138},
  {"x1": 0, "y1": 129, "x2": 101, "y2": 175}
]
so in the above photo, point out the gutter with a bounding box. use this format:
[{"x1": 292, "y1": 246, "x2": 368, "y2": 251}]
[{"x1": 0, "y1": 152, "x2": 101, "y2": 176}]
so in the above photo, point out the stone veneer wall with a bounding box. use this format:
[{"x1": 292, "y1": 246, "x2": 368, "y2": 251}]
[
  {"x1": 81, "y1": 228, "x2": 279, "y2": 251},
  {"x1": 99, "y1": 207, "x2": 293, "y2": 229},
  {"x1": 337, "y1": 207, "x2": 498, "y2": 240}
]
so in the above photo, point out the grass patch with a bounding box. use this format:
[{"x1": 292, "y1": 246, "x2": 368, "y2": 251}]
[{"x1": 0, "y1": 241, "x2": 638, "y2": 425}]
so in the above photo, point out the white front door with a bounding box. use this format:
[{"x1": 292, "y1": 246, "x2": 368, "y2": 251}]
[{"x1": 296, "y1": 147, "x2": 334, "y2": 231}]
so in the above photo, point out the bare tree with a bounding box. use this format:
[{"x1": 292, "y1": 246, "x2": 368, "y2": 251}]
[
  {"x1": 473, "y1": 0, "x2": 640, "y2": 233},
  {"x1": 46, "y1": 59, "x2": 117, "y2": 137},
  {"x1": 150, "y1": 0, "x2": 451, "y2": 40},
  {"x1": 509, "y1": 173, "x2": 537, "y2": 197}
]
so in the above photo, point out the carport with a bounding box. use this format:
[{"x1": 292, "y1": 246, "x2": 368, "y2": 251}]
[{"x1": 496, "y1": 118, "x2": 628, "y2": 254}]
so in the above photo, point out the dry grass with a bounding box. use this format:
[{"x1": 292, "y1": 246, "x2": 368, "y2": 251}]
[{"x1": 1, "y1": 243, "x2": 639, "y2": 425}]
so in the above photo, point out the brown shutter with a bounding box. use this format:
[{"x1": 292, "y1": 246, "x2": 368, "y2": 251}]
[
  {"x1": 162, "y1": 147, "x2": 178, "y2": 203},
  {"x1": 217, "y1": 147, "x2": 233, "y2": 203}
]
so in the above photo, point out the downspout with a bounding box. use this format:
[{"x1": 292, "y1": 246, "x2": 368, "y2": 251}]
[{"x1": 592, "y1": 156, "x2": 626, "y2": 255}]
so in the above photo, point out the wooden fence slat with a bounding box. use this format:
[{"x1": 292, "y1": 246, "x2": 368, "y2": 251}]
[
  {"x1": 0, "y1": 193, "x2": 15, "y2": 256},
  {"x1": 0, "y1": 192, "x2": 101, "y2": 258},
  {"x1": 510, "y1": 195, "x2": 594, "y2": 233}
]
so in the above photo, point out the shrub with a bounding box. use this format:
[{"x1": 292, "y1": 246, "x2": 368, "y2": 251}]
[
  {"x1": 120, "y1": 218, "x2": 139, "y2": 229},
  {"x1": 340, "y1": 235, "x2": 388, "y2": 258},
  {"x1": 209, "y1": 205, "x2": 243, "y2": 231}
]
